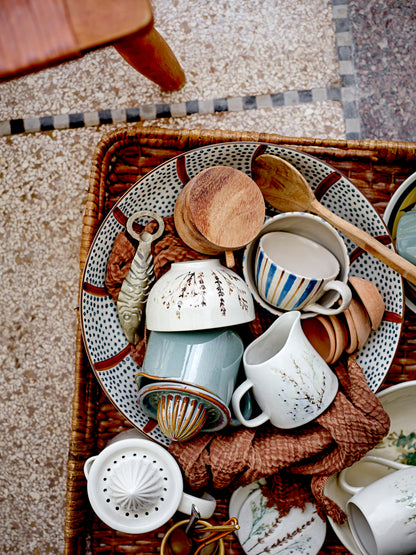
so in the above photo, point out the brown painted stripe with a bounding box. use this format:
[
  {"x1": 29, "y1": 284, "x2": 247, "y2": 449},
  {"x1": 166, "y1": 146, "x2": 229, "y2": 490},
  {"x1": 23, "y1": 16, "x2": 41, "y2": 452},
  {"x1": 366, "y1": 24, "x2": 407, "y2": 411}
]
[
  {"x1": 314, "y1": 172, "x2": 342, "y2": 200},
  {"x1": 383, "y1": 311, "x2": 403, "y2": 324},
  {"x1": 82, "y1": 282, "x2": 109, "y2": 297},
  {"x1": 285, "y1": 278, "x2": 306, "y2": 308},
  {"x1": 113, "y1": 206, "x2": 128, "y2": 227},
  {"x1": 143, "y1": 419, "x2": 159, "y2": 433},
  {"x1": 94, "y1": 344, "x2": 132, "y2": 371},
  {"x1": 269, "y1": 270, "x2": 285, "y2": 305},
  {"x1": 176, "y1": 155, "x2": 190, "y2": 185},
  {"x1": 253, "y1": 144, "x2": 268, "y2": 161}
]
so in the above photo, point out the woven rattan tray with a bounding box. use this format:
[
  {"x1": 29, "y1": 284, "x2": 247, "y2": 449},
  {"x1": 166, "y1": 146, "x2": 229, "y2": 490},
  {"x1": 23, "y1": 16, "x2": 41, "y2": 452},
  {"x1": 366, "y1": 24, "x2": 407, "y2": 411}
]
[{"x1": 64, "y1": 126, "x2": 416, "y2": 554}]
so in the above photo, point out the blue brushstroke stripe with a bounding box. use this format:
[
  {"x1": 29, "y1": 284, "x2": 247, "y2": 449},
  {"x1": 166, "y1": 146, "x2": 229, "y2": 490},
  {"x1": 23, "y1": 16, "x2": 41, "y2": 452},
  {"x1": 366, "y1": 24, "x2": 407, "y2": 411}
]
[
  {"x1": 255, "y1": 250, "x2": 264, "y2": 287},
  {"x1": 264, "y1": 263, "x2": 277, "y2": 298},
  {"x1": 293, "y1": 279, "x2": 319, "y2": 309},
  {"x1": 275, "y1": 274, "x2": 297, "y2": 307}
]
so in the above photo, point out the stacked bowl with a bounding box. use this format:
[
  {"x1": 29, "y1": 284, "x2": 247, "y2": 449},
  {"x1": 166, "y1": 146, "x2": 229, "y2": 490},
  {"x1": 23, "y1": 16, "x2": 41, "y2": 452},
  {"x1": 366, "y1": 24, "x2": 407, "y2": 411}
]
[{"x1": 136, "y1": 258, "x2": 255, "y2": 441}]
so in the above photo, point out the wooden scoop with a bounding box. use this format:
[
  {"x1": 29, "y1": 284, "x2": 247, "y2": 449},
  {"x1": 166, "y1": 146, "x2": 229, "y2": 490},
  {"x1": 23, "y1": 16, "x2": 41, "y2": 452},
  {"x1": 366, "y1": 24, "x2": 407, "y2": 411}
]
[{"x1": 252, "y1": 154, "x2": 416, "y2": 286}]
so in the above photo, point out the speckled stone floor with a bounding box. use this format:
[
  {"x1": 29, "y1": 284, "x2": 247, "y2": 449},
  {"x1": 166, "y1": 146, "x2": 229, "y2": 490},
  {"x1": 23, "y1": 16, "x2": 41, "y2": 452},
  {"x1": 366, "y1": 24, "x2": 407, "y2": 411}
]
[{"x1": 0, "y1": 1, "x2": 414, "y2": 553}]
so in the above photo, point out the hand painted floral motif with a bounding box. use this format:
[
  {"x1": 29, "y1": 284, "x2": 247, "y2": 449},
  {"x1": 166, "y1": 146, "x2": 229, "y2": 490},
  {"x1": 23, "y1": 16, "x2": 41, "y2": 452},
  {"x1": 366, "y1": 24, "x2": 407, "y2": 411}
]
[
  {"x1": 395, "y1": 482, "x2": 416, "y2": 526},
  {"x1": 275, "y1": 351, "x2": 327, "y2": 421},
  {"x1": 241, "y1": 493, "x2": 322, "y2": 555},
  {"x1": 160, "y1": 269, "x2": 250, "y2": 320},
  {"x1": 375, "y1": 430, "x2": 416, "y2": 466}
]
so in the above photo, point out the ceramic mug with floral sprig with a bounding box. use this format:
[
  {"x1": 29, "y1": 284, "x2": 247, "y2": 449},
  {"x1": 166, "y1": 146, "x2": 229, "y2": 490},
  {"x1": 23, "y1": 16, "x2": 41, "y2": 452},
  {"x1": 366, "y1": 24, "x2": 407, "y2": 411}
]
[
  {"x1": 231, "y1": 310, "x2": 338, "y2": 429},
  {"x1": 340, "y1": 455, "x2": 416, "y2": 555}
]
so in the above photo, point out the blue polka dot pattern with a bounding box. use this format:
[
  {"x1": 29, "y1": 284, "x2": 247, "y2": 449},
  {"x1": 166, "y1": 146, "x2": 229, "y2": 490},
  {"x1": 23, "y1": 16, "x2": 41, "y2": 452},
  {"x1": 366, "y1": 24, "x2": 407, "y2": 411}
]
[
  {"x1": 84, "y1": 215, "x2": 124, "y2": 288},
  {"x1": 81, "y1": 293, "x2": 127, "y2": 363},
  {"x1": 118, "y1": 161, "x2": 183, "y2": 218},
  {"x1": 184, "y1": 142, "x2": 257, "y2": 178},
  {"x1": 98, "y1": 355, "x2": 168, "y2": 445},
  {"x1": 81, "y1": 142, "x2": 404, "y2": 445}
]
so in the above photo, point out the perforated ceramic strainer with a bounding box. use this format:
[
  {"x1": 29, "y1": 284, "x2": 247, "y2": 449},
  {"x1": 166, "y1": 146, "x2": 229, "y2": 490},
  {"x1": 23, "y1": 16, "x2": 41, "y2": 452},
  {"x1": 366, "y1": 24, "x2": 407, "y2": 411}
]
[{"x1": 84, "y1": 438, "x2": 185, "y2": 534}]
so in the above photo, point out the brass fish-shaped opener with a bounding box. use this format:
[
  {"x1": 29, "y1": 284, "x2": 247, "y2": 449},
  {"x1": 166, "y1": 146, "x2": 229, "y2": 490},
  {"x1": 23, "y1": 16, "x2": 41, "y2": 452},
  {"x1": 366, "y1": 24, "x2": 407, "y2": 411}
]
[{"x1": 117, "y1": 210, "x2": 165, "y2": 344}]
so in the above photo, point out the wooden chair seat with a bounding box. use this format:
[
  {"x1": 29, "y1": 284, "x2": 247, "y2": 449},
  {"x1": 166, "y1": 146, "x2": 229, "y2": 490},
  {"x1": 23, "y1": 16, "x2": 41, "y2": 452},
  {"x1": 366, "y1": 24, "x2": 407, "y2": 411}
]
[{"x1": 0, "y1": 0, "x2": 185, "y2": 91}]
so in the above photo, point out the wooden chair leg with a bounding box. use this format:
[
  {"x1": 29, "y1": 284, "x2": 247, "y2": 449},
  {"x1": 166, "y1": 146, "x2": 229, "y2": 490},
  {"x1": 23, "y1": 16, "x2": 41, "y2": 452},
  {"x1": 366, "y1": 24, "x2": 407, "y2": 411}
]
[{"x1": 114, "y1": 26, "x2": 185, "y2": 91}]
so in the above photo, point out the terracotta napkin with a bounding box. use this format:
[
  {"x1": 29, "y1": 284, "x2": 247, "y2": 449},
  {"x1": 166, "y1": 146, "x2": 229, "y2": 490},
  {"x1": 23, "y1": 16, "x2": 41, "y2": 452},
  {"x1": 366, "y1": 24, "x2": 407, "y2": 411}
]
[
  {"x1": 168, "y1": 356, "x2": 390, "y2": 522},
  {"x1": 105, "y1": 216, "x2": 391, "y2": 523}
]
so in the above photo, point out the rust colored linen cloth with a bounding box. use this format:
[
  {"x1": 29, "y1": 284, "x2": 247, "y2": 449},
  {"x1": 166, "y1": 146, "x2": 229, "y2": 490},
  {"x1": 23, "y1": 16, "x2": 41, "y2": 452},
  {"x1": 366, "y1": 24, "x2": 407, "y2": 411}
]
[{"x1": 105, "y1": 216, "x2": 390, "y2": 524}]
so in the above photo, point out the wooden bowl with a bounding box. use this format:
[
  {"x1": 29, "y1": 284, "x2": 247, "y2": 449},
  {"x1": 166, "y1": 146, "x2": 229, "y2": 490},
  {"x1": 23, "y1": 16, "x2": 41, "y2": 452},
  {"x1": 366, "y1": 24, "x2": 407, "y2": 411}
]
[
  {"x1": 342, "y1": 305, "x2": 359, "y2": 354},
  {"x1": 348, "y1": 276, "x2": 385, "y2": 330},
  {"x1": 174, "y1": 166, "x2": 265, "y2": 264},
  {"x1": 327, "y1": 314, "x2": 349, "y2": 364},
  {"x1": 302, "y1": 314, "x2": 349, "y2": 364},
  {"x1": 302, "y1": 316, "x2": 336, "y2": 364},
  {"x1": 346, "y1": 298, "x2": 372, "y2": 350}
]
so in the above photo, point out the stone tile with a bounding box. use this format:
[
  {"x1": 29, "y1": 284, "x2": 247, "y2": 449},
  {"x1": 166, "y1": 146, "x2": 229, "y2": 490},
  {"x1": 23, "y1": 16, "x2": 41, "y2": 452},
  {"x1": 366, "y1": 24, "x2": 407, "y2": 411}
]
[{"x1": 348, "y1": 0, "x2": 416, "y2": 140}]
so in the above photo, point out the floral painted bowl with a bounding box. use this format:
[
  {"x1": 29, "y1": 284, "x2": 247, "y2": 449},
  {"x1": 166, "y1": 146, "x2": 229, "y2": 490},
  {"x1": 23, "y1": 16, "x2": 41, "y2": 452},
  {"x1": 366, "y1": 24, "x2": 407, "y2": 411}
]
[
  {"x1": 230, "y1": 481, "x2": 326, "y2": 555},
  {"x1": 146, "y1": 258, "x2": 255, "y2": 331}
]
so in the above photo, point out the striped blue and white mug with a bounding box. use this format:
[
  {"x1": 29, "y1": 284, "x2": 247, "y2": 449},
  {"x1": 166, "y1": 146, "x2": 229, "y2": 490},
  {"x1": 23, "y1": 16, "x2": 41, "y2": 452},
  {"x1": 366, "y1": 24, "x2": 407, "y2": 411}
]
[{"x1": 255, "y1": 231, "x2": 352, "y2": 315}]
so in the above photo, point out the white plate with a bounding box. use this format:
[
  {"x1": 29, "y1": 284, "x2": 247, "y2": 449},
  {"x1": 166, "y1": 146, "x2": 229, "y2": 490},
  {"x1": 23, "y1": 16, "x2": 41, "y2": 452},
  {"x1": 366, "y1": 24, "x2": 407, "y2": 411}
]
[
  {"x1": 324, "y1": 380, "x2": 416, "y2": 554},
  {"x1": 81, "y1": 142, "x2": 404, "y2": 445},
  {"x1": 383, "y1": 170, "x2": 416, "y2": 313},
  {"x1": 229, "y1": 479, "x2": 265, "y2": 521},
  {"x1": 237, "y1": 487, "x2": 326, "y2": 555}
]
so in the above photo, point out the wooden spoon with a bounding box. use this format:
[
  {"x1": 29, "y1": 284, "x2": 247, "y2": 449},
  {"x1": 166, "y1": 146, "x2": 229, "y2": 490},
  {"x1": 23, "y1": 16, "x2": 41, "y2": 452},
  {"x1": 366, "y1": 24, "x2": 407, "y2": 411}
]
[{"x1": 252, "y1": 154, "x2": 416, "y2": 286}]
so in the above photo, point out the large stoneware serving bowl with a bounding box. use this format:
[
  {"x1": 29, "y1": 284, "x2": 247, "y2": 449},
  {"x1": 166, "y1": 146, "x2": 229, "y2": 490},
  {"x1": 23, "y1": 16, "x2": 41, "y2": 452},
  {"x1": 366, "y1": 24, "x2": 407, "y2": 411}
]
[{"x1": 80, "y1": 142, "x2": 404, "y2": 446}]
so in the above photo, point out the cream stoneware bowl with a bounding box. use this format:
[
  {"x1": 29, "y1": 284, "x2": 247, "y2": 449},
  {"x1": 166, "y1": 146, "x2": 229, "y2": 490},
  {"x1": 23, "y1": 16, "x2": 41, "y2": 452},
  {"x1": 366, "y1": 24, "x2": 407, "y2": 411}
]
[
  {"x1": 243, "y1": 212, "x2": 350, "y2": 318},
  {"x1": 146, "y1": 258, "x2": 255, "y2": 331}
]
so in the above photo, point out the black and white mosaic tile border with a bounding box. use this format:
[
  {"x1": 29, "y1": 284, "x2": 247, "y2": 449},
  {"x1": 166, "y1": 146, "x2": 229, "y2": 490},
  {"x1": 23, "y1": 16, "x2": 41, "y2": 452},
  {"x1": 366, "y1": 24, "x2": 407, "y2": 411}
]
[
  {"x1": 0, "y1": 0, "x2": 360, "y2": 139},
  {"x1": 332, "y1": 0, "x2": 361, "y2": 140},
  {"x1": 0, "y1": 87, "x2": 349, "y2": 137}
]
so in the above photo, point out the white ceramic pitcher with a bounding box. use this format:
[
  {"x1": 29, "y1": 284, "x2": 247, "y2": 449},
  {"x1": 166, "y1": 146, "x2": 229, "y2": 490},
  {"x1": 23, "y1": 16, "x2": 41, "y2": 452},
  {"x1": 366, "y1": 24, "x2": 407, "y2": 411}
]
[{"x1": 232, "y1": 311, "x2": 338, "y2": 429}]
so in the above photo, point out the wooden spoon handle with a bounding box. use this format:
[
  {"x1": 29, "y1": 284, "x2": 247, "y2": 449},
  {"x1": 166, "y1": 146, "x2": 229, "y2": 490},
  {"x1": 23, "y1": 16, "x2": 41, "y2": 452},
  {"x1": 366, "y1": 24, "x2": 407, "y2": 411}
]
[{"x1": 311, "y1": 199, "x2": 416, "y2": 286}]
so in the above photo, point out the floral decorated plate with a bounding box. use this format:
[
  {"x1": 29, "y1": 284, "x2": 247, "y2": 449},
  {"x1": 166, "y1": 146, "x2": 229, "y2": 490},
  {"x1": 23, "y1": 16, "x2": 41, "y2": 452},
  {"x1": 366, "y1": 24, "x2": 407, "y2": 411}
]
[
  {"x1": 229, "y1": 479, "x2": 266, "y2": 521},
  {"x1": 236, "y1": 487, "x2": 326, "y2": 555},
  {"x1": 324, "y1": 380, "x2": 416, "y2": 554},
  {"x1": 80, "y1": 142, "x2": 404, "y2": 445}
]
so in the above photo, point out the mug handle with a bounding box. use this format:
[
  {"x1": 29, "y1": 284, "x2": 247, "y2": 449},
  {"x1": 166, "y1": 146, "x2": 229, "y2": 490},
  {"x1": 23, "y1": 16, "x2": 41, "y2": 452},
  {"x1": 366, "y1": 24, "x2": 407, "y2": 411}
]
[
  {"x1": 304, "y1": 280, "x2": 352, "y2": 316},
  {"x1": 231, "y1": 380, "x2": 270, "y2": 428},
  {"x1": 178, "y1": 491, "x2": 216, "y2": 519},
  {"x1": 339, "y1": 455, "x2": 409, "y2": 495}
]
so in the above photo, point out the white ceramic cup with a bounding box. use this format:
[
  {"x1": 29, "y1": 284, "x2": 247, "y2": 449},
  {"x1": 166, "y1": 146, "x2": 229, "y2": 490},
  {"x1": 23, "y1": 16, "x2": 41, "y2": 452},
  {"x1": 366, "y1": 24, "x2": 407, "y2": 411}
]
[
  {"x1": 339, "y1": 455, "x2": 416, "y2": 555},
  {"x1": 254, "y1": 231, "x2": 352, "y2": 315},
  {"x1": 83, "y1": 430, "x2": 216, "y2": 534},
  {"x1": 231, "y1": 310, "x2": 338, "y2": 429},
  {"x1": 243, "y1": 212, "x2": 351, "y2": 318}
]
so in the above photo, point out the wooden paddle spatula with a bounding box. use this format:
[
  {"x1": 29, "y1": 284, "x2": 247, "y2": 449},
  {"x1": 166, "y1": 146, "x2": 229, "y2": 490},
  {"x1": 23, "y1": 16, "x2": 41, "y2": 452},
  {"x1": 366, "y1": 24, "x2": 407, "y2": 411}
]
[{"x1": 252, "y1": 153, "x2": 416, "y2": 286}]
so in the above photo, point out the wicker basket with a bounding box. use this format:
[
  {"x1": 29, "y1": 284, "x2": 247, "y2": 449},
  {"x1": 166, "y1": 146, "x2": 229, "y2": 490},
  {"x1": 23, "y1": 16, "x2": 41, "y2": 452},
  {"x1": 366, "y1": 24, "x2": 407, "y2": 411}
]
[{"x1": 65, "y1": 126, "x2": 416, "y2": 554}]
